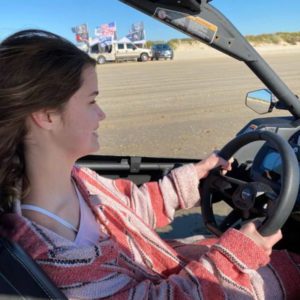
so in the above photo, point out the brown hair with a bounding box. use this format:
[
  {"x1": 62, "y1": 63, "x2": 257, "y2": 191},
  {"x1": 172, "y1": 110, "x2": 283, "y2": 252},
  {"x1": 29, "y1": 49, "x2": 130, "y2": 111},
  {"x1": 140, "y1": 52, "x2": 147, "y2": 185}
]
[{"x1": 0, "y1": 29, "x2": 96, "y2": 211}]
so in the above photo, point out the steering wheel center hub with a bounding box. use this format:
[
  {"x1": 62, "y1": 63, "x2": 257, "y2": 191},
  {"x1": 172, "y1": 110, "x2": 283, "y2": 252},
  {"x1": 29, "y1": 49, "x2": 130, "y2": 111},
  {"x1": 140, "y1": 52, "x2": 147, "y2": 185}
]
[{"x1": 233, "y1": 186, "x2": 255, "y2": 210}]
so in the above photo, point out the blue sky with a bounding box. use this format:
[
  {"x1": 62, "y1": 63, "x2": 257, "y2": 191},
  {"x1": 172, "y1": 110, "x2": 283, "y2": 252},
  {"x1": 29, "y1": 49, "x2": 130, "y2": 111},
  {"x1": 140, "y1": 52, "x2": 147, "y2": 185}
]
[{"x1": 1, "y1": 0, "x2": 300, "y2": 43}]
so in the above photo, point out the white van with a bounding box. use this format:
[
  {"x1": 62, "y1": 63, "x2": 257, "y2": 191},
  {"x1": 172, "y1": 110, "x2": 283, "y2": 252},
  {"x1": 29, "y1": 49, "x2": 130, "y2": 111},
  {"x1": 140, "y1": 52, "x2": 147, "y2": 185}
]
[{"x1": 89, "y1": 41, "x2": 152, "y2": 64}]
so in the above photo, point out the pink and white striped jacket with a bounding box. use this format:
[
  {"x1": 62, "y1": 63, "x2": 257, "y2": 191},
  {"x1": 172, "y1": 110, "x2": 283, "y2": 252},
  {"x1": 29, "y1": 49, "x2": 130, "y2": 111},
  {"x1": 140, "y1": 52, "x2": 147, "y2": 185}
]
[{"x1": 1, "y1": 164, "x2": 300, "y2": 299}]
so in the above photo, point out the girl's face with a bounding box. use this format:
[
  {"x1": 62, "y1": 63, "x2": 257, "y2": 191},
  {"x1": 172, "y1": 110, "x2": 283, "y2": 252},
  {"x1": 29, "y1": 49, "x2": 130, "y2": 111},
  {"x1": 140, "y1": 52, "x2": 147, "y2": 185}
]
[{"x1": 53, "y1": 65, "x2": 105, "y2": 159}]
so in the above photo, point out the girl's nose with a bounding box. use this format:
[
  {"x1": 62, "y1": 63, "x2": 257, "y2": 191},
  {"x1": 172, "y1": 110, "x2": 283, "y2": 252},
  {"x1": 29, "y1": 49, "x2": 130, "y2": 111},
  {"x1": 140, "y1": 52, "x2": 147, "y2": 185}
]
[{"x1": 97, "y1": 105, "x2": 106, "y2": 121}]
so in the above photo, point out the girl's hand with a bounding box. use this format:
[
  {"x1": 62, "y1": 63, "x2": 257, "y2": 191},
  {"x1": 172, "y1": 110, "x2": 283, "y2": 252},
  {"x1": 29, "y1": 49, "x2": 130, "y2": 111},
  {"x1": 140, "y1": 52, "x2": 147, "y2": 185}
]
[
  {"x1": 240, "y1": 221, "x2": 282, "y2": 256},
  {"x1": 194, "y1": 151, "x2": 232, "y2": 180}
]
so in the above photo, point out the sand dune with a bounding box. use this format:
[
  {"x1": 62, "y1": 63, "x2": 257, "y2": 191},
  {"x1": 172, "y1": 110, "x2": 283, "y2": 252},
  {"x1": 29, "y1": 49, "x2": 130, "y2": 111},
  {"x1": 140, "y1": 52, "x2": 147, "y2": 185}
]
[{"x1": 173, "y1": 42, "x2": 300, "y2": 60}]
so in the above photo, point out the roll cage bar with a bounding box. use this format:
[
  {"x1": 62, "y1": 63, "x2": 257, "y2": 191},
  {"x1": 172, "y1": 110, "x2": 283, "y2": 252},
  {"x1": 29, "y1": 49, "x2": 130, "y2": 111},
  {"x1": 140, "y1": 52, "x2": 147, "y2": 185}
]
[{"x1": 119, "y1": 0, "x2": 300, "y2": 118}]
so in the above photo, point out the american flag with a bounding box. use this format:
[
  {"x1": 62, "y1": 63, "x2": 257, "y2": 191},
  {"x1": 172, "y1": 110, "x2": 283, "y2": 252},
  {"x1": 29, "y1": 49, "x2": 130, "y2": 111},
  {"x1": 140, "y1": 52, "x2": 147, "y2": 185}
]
[
  {"x1": 99, "y1": 36, "x2": 113, "y2": 47},
  {"x1": 71, "y1": 24, "x2": 89, "y2": 43},
  {"x1": 126, "y1": 22, "x2": 145, "y2": 42},
  {"x1": 95, "y1": 22, "x2": 116, "y2": 37}
]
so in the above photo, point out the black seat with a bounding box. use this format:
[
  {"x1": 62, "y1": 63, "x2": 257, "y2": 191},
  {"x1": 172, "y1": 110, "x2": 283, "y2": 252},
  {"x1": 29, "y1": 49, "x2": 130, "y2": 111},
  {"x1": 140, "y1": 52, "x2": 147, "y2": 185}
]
[{"x1": 0, "y1": 237, "x2": 67, "y2": 299}]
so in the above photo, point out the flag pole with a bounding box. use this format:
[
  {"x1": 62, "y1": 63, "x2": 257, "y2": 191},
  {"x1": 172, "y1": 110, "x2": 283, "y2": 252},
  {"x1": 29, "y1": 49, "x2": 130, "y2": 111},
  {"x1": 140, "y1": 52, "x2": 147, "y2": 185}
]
[
  {"x1": 114, "y1": 21, "x2": 117, "y2": 42},
  {"x1": 86, "y1": 23, "x2": 90, "y2": 52}
]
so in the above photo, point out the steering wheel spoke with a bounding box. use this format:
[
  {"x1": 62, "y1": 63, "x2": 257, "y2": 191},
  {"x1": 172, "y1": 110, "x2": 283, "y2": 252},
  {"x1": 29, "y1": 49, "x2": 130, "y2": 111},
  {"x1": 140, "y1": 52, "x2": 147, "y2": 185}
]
[
  {"x1": 219, "y1": 209, "x2": 242, "y2": 231},
  {"x1": 218, "y1": 174, "x2": 248, "y2": 186},
  {"x1": 209, "y1": 173, "x2": 247, "y2": 203}
]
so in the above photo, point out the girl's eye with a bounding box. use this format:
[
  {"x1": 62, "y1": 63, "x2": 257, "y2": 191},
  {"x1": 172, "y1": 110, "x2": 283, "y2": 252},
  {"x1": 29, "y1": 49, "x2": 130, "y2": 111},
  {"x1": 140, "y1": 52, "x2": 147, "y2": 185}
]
[{"x1": 89, "y1": 100, "x2": 96, "y2": 104}]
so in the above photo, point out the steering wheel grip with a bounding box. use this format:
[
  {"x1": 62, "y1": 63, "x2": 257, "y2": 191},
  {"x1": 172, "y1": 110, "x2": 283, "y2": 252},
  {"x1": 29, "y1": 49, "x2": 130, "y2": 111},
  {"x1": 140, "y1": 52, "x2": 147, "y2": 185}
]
[{"x1": 202, "y1": 130, "x2": 299, "y2": 236}]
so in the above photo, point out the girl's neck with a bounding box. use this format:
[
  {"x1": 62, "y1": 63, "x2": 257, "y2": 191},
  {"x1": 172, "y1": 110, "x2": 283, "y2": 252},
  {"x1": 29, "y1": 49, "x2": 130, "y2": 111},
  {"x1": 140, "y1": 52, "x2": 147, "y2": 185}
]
[{"x1": 23, "y1": 145, "x2": 76, "y2": 211}]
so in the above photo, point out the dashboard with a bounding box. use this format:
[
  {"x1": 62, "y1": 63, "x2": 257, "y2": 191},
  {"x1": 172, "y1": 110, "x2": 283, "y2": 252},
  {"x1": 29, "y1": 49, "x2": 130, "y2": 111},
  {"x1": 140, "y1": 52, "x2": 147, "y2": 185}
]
[{"x1": 260, "y1": 150, "x2": 282, "y2": 178}]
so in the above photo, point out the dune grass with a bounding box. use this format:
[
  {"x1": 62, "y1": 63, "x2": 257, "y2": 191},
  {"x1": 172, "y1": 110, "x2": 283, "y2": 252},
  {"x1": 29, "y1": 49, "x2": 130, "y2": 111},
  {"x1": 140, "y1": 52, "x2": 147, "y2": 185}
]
[
  {"x1": 146, "y1": 32, "x2": 300, "y2": 49},
  {"x1": 246, "y1": 32, "x2": 300, "y2": 46}
]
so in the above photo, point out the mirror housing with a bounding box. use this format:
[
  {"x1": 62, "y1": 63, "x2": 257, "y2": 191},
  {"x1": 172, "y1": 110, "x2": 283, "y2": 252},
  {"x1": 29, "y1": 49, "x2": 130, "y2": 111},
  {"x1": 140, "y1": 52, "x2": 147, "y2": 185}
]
[{"x1": 245, "y1": 89, "x2": 274, "y2": 114}]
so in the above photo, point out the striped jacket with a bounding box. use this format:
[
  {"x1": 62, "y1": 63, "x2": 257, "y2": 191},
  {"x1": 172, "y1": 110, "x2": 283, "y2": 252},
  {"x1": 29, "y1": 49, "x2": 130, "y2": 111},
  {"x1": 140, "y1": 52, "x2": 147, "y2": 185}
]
[{"x1": 1, "y1": 164, "x2": 300, "y2": 299}]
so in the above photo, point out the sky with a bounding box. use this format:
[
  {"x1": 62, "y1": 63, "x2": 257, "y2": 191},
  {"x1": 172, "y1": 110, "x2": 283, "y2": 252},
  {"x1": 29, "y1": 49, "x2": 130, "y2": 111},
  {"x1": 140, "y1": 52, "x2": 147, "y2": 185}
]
[{"x1": 1, "y1": 0, "x2": 300, "y2": 43}]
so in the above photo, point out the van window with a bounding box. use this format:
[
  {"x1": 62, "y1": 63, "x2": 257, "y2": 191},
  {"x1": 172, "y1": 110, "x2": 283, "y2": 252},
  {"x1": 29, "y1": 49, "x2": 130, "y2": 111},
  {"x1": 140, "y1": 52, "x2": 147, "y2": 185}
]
[
  {"x1": 117, "y1": 43, "x2": 125, "y2": 50},
  {"x1": 90, "y1": 44, "x2": 100, "y2": 54},
  {"x1": 126, "y1": 43, "x2": 136, "y2": 50}
]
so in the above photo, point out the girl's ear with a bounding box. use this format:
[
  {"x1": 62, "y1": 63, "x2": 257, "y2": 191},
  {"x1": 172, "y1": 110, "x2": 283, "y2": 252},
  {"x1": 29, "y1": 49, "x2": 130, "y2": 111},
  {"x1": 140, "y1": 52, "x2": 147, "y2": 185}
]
[{"x1": 30, "y1": 109, "x2": 59, "y2": 130}]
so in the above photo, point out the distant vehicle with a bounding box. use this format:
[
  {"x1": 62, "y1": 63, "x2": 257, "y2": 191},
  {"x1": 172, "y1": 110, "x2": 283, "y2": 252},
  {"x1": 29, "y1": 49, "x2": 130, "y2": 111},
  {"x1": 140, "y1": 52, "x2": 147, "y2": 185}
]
[
  {"x1": 89, "y1": 41, "x2": 152, "y2": 64},
  {"x1": 151, "y1": 43, "x2": 174, "y2": 60}
]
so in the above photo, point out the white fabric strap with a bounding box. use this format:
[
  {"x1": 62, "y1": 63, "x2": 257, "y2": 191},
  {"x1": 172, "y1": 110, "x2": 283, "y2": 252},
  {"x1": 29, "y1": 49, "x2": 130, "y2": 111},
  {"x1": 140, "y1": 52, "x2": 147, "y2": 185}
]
[{"x1": 21, "y1": 204, "x2": 78, "y2": 233}]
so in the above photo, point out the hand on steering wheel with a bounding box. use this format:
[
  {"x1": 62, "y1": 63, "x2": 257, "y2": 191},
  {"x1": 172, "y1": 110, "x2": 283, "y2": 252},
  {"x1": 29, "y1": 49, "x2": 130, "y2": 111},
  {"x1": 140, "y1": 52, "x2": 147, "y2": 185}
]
[{"x1": 194, "y1": 151, "x2": 232, "y2": 179}]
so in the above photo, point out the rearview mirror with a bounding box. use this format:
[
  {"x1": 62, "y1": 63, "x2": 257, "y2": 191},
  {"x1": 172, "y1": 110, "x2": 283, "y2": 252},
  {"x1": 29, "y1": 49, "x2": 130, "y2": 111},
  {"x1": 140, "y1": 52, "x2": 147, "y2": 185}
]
[{"x1": 246, "y1": 89, "x2": 274, "y2": 114}]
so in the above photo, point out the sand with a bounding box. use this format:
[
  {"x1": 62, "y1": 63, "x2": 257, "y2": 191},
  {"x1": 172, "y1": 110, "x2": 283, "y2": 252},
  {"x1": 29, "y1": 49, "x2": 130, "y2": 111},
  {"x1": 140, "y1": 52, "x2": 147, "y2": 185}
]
[{"x1": 96, "y1": 43, "x2": 300, "y2": 159}]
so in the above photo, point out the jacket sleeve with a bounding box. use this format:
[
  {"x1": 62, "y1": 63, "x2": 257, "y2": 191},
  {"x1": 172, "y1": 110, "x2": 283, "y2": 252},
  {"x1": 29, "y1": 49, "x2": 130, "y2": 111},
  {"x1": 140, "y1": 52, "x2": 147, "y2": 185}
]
[{"x1": 111, "y1": 163, "x2": 200, "y2": 228}]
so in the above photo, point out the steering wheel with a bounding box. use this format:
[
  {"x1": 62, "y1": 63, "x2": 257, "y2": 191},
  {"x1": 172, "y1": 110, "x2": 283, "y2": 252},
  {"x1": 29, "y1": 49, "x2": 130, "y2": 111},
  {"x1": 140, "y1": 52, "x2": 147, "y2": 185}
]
[{"x1": 201, "y1": 130, "x2": 299, "y2": 237}]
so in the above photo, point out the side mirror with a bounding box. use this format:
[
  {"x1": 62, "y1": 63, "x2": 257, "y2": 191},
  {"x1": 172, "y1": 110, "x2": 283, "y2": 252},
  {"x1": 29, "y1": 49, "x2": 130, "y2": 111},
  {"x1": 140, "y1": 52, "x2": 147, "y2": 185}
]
[{"x1": 245, "y1": 89, "x2": 274, "y2": 114}]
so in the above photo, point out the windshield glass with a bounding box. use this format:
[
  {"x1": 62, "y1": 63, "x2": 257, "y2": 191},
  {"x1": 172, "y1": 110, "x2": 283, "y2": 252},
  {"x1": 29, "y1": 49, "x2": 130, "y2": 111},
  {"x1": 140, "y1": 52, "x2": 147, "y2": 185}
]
[
  {"x1": 1, "y1": 0, "x2": 297, "y2": 159},
  {"x1": 97, "y1": 52, "x2": 292, "y2": 158}
]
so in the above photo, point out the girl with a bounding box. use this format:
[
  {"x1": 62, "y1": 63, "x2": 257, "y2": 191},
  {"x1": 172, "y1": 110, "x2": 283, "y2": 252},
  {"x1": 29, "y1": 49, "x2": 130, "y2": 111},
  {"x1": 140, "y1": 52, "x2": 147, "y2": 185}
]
[{"x1": 0, "y1": 29, "x2": 295, "y2": 299}]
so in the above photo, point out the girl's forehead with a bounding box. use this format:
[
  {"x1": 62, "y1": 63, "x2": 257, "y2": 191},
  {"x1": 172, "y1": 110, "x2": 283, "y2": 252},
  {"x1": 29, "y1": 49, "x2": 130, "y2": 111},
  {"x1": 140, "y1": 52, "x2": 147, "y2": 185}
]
[{"x1": 81, "y1": 67, "x2": 98, "y2": 87}]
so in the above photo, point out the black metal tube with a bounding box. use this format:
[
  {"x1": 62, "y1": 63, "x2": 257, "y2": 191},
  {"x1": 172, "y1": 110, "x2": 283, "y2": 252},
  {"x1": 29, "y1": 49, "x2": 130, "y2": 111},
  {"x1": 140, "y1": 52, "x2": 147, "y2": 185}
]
[{"x1": 78, "y1": 162, "x2": 178, "y2": 171}]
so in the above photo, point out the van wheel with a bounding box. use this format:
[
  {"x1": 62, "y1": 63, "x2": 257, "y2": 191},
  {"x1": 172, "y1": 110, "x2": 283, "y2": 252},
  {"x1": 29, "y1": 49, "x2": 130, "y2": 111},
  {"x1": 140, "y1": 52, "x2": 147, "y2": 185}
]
[
  {"x1": 97, "y1": 56, "x2": 106, "y2": 64},
  {"x1": 140, "y1": 53, "x2": 149, "y2": 62}
]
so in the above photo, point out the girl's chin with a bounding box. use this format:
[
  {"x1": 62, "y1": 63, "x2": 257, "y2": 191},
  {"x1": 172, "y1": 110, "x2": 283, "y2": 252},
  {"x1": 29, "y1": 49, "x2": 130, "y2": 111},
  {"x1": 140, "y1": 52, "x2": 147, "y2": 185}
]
[{"x1": 75, "y1": 143, "x2": 100, "y2": 159}]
